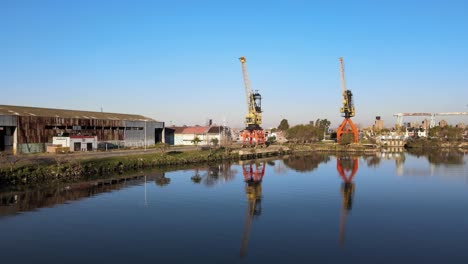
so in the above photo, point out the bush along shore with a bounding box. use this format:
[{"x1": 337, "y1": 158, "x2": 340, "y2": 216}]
[
  {"x1": 403, "y1": 138, "x2": 468, "y2": 150},
  {"x1": 0, "y1": 149, "x2": 240, "y2": 189}
]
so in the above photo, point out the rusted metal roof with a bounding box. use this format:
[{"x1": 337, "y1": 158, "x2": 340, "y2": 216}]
[
  {"x1": 168, "y1": 126, "x2": 187, "y2": 134},
  {"x1": 207, "y1": 126, "x2": 230, "y2": 134},
  {"x1": 0, "y1": 105, "x2": 157, "y2": 122},
  {"x1": 182, "y1": 126, "x2": 209, "y2": 134}
]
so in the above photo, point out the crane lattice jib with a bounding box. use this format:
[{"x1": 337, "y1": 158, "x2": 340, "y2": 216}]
[
  {"x1": 339, "y1": 57, "x2": 347, "y2": 94},
  {"x1": 339, "y1": 57, "x2": 355, "y2": 118},
  {"x1": 239, "y1": 57, "x2": 254, "y2": 114}
]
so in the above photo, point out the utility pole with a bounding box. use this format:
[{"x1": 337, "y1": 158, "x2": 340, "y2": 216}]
[{"x1": 144, "y1": 120, "x2": 147, "y2": 151}]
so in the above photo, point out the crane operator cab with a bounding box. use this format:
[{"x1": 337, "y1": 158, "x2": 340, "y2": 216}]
[{"x1": 252, "y1": 91, "x2": 262, "y2": 113}]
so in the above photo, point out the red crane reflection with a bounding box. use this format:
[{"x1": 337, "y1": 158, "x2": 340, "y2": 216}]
[{"x1": 336, "y1": 156, "x2": 358, "y2": 246}]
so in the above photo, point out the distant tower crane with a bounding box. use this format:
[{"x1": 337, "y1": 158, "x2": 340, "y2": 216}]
[
  {"x1": 239, "y1": 57, "x2": 266, "y2": 147},
  {"x1": 337, "y1": 57, "x2": 359, "y2": 143}
]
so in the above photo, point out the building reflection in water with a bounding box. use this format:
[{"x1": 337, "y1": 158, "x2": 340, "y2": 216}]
[
  {"x1": 190, "y1": 163, "x2": 237, "y2": 186},
  {"x1": 377, "y1": 149, "x2": 467, "y2": 177},
  {"x1": 240, "y1": 161, "x2": 265, "y2": 258},
  {"x1": 336, "y1": 156, "x2": 358, "y2": 246},
  {"x1": 0, "y1": 173, "x2": 168, "y2": 217}
]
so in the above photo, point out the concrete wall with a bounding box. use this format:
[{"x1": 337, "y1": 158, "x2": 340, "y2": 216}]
[
  {"x1": 70, "y1": 137, "x2": 97, "y2": 151},
  {"x1": 17, "y1": 143, "x2": 45, "y2": 154},
  {"x1": 174, "y1": 134, "x2": 184, "y2": 145},
  {"x1": 53, "y1": 137, "x2": 71, "y2": 147},
  {"x1": 175, "y1": 133, "x2": 209, "y2": 146}
]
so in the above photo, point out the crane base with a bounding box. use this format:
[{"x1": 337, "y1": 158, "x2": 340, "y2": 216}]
[
  {"x1": 241, "y1": 129, "x2": 266, "y2": 147},
  {"x1": 337, "y1": 118, "x2": 359, "y2": 143}
]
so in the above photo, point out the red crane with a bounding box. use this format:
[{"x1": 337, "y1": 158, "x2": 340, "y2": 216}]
[{"x1": 337, "y1": 57, "x2": 359, "y2": 143}]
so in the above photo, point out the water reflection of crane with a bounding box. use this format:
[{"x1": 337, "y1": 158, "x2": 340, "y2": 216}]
[
  {"x1": 240, "y1": 161, "x2": 266, "y2": 258},
  {"x1": 336, "y1": 156, "x2": 358, "y2": 246}
]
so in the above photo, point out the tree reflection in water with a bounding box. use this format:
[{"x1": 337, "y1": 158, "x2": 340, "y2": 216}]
[
  {"x1": 0, "y1": 173, "x2": 167, "y2": 217},
  {"x1": 190, "y1": 163, "x2": 237, "y2": 187},
  {"x1": 283, "y1": 153, "x2": 330, "y2": 172},
  {"x1": 363, "y1": 155, "x2": 382, "y2": 167},
  {"x1": 154, "y1": 174, "x2": 171, "y2": 187},
  {"x1": 407, "y1": 149, "x2": 465, "y2": 166}
]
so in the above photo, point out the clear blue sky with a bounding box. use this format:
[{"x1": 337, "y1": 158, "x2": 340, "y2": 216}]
[{"x1": 1, "y1": 0, "x2": 467, "y2": 128}]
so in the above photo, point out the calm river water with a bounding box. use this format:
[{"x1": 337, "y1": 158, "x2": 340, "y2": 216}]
[{"x1": 1, "y1": 151, "x2": 468, "y2": 263}]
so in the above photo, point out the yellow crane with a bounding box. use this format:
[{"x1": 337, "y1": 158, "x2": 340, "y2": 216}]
[
  {"x1": 239, "y1": 57, "x2": 266, "y2": 146},
  {"x1": 337, "y1": 57, "x2": 358, "y2": 143}
]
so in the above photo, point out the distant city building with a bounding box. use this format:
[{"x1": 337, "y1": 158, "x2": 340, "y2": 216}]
[
  {"x1": 439, "y1": 120, "x2": 448, "y2": 128},
  {"x1": 456, "y1": 123, "x2": 466, "y2": 129},
  {"x1": 373, "y1": 116, "x2": 384, "y2": 131},
  {"x1": 422, "y1": 119, "x2": 430, "y2": 130},
  {"x1": 405, "y1": 127, "x2": 427, "y2": 139},
  {"x1": 409, "y1": 121, "x2": 419, "y2": 128}
]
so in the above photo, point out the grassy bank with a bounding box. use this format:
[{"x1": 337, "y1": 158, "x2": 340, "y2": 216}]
[
  {"x1": 404, "y1": 138, "x2": 468, "y2": 150},
  {"x1": 0, "y1": 149, "x2": 239, "y2": 189},
  {"x1": 286, "y1": 142, "x2": 378, "y2": 153},
  {"x1": 0, "y1": 142, "x2": 383, "y2": 189}
]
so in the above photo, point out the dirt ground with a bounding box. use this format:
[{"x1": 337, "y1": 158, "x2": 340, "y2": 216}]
[{"x1": 0, "y1": 145, "x2": 200, "y2": 169}]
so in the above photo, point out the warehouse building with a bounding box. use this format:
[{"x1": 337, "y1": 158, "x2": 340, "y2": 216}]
[
  {"x1": 165, "y1": 125, "x2": 232, "y2": 146},
  {"x1": 0, "y1": 105, "x2": 164, "y2": 154}
]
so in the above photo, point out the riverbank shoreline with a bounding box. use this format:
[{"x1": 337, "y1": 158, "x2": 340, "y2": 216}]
[{"x1": 1, "y1": 142, "x2": 466, "y2": 190}]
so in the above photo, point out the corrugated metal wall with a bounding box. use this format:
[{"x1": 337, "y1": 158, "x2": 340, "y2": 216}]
[
  {"x1": 0, "y1": 115, "x2": 17, "y2": 126},
  {"x1": 123, "y1": 121, "x2": 164, "y2": 146},
  {"x1": 16, "y1": 116, "x2": 129, "y2": 144},
  {"x1": 1, "y1": 115, "x2": 164, "y2": 153}
]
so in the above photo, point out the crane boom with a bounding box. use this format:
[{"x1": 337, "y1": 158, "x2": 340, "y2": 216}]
[
  {"x1": 339, "y1": 57, "x2": 347, "y2": 93},
  {"x1": 435, "y1": 112, "x2": 468, "y2": 116},
  {"x1": 239, "y1": 57, "x2": 254, "y2": 114},
  {"x1": 338, "y1": 57, "x2": 355, "y2": 118}
]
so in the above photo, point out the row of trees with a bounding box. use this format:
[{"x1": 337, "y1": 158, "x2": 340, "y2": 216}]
[
  {"x1": 428, "y1": 126, "x2": 466, "y2": 141},
  {"x1": 277, "y1": 118, "x2": 331, "y2": 143}
]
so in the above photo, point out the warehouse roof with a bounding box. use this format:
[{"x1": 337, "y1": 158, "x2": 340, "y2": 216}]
[
  {"x1": 0, "y1": 105, "x2": 158, "y2": 122},
  {"x1": 182, "y1": 126, "x2": 209, "y2": 134},
  {"x1": 207, "y1": 126, "x2": 229, "y2": 134},
  {"x1": 168, "y1": 126, "x2": 188, "y2": 134}
]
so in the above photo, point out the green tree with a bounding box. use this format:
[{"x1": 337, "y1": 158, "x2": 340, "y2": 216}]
[
  {"x1": 339, "y1": 133, "x2": 354, "y2": 145},
  {"x1": 210, "y1": 138, "x2": 219, "y2": 147},
  {"x1": 429, "y1": 126, "x2": 464, "y2": 141},
  {"x1": 278, "y1": 119, "x2": 290, "y2": 131},
  {"x1": 191, "y1": 136, "x2": 202, "y2": 149},
  {"x1": 314, "y1": 119, "x2": 331, "y2": 140},
  {"x1": 267, "y1": 135, "x2": 276, "y2": 145}
]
